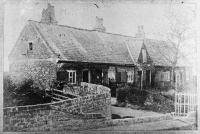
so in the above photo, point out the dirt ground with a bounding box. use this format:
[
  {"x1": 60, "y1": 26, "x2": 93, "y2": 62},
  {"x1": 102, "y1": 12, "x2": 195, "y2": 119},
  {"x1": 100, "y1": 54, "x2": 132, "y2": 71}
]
[
  {"x1": 93, "y1": 118, "x2": 197, "y2": 131},
  {"x1": 111, "y1": 97, "x2": 164, "y2": 118}
]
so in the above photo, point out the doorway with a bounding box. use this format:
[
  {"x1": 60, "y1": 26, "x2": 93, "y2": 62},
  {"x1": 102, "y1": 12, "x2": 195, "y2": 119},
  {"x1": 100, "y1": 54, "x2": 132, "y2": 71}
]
[
  {"x1": 83, "y1": 70, "x2": 89, "y2": 83},
  {"x1": 138, "y1": 71, "x2": 142, "y2": 89}
]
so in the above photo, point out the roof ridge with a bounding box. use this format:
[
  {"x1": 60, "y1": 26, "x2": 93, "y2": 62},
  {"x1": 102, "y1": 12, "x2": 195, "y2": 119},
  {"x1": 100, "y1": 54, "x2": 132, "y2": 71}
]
[{"x1": 28, "y1": 20, "x2": 143, "y2": 39}]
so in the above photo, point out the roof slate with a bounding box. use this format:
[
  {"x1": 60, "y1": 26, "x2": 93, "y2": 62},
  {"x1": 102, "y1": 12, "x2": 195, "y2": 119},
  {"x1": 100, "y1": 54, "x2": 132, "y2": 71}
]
[
  {"x1": 29, "y1": 20, "x2": 190, "y2": 67},
  {"x1": 30, "y1": 20, "x2": 137, "y2": 65},
  {"x1": 144, "y1": 39, "x2": 191, "y2": 67}
]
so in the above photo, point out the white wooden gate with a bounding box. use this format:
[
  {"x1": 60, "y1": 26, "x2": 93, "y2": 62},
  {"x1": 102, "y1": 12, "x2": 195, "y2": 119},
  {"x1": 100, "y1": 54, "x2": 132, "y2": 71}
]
[{"x1": 175, "y1": 92, "x2": 197, "y2": 116}]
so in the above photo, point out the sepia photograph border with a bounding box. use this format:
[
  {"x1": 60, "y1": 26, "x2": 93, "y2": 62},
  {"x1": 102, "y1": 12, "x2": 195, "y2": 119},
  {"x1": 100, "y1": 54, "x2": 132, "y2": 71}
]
[{"x1": 0, "y1": 0, "x2": 200, "y2": 133}]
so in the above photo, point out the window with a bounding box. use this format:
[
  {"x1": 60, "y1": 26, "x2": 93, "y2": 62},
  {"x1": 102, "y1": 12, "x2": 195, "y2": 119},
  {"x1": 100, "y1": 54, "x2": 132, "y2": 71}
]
[
  {"x1": 165, "y1": 71, "x2": 170, "y2": 81},
  {"x1": 127, "y1": 71, "x2": 134, "y2": 83},
  {"x1": 29, "y1": 42, "x2": 33, "y2": 51},
  {"x1": 157, "y1": 71, "x2": 170, "y2": 81},
  {"x1": 67, "y1": 70, "x2": 76, "y2": 84},
  {"x1": 108, "y1": 67, "x2": 116, "y2": 81},
  {"x1": 142, "y1": 49, "x2": 147, "y2": 63},
  {"x1": 108, "y1": 71, "x2": 115, "y2": 80}
]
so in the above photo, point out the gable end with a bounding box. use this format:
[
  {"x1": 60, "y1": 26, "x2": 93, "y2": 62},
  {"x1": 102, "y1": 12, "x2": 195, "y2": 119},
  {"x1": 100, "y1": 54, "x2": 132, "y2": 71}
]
[{"x1": 9, "y1": 21, "x2": 55, "y2": 62}]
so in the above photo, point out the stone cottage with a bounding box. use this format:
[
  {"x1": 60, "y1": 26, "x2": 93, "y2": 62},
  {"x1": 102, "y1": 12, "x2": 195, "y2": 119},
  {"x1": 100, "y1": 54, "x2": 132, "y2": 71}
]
[{"x1": 9, "y1": 3, "x2": 192, "y2": 93}]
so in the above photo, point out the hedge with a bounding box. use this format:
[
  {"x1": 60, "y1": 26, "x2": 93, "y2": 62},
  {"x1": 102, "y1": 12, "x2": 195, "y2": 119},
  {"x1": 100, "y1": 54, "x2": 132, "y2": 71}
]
[
  {"x1": 116, "y1": 86, "x2": 148, "y2": 105},
  {"x1": 116, "y1": 85, "x2": 175, "y2": 113}
]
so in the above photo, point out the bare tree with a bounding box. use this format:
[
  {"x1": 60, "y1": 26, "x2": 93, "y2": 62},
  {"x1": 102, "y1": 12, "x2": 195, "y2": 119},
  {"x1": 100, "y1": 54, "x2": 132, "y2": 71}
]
[{"x1": 157, "y1": 7, "x2": 195, "y2": 89}]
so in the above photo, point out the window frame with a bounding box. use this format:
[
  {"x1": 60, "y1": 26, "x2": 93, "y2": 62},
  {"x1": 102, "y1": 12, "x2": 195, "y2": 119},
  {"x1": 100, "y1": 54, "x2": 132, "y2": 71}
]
[
  {"x1": 127, "y1": 71, "x2": 134, "y2": 83},
  {"x1": 28, "y1": 41, "x2": 33, "y2": 51},
  {"x1": 67, "y1": 70, "x2": 76, "y2": 84},
  {"x1": 165, "y1": 71, "x2": 170, "y2": 81},
  {"x1": 158, "y1": 71, "x2": 170, "y2": 81}
]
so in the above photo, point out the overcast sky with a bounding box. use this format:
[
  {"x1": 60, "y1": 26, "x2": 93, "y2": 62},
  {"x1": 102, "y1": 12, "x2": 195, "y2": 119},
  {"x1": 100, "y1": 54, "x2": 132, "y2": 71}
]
[{"x1": 4, "y1": 1, "x2": 196, "y2": 72}]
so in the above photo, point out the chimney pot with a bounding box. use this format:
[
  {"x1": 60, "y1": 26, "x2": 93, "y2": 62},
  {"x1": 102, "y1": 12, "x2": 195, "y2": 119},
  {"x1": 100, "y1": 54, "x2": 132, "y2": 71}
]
[
  {"x1": 136, "y1": 26, "x2": 145, "y2": 38},
  {"x1": 40, "y1": 3, "x2": 58, "y2": 24},
  {"x1": 94, "y1": 16, "x2": 106, "y2": 32}
]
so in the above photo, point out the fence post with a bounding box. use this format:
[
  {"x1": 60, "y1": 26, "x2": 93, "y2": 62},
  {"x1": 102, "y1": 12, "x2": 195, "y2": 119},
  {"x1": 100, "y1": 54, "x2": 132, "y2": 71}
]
[
  {"x1": 183, "y1": 93, "x2": 185, "y2": 116},
  {"x1": 175, "y1": 91, "x2": 177, "y2": 115},
  {"x1": 175, "y1": 92, "x2": 197, "y2": 116},
  {"x1": 187, "y1": 93, "x2": 189, "y2": 114}
]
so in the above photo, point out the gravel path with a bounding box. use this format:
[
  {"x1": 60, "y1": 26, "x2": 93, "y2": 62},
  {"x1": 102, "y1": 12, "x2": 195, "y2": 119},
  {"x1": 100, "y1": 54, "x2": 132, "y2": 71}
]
[
  {"x1": 111, "y1": 106, "x2": 164, "y2": 118},
  {"x1": 93, "y1": 119, "x2": 196, "y2": 131}
]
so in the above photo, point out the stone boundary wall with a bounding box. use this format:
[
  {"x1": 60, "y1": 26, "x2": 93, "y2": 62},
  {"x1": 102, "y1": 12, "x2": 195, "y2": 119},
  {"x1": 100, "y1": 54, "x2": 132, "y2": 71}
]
[
  {"x1": 3, "y1": 82, "x2": 173, "y2": 132},
  {"x1": 66, "y1": 82, "x2": 110, "y2": 96},
  {"x1": 3, "y1": 83, "x2": 111, "y2": 131},
  {"x1": 81, "y1": 82, "x2": 110, "y2": 94}
]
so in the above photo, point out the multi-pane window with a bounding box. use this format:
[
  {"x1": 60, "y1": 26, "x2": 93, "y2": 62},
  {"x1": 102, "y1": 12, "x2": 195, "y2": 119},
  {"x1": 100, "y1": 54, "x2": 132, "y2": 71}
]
[
  {"x1": 57, "y1": 70, "x2": 76, "y2": 84},
  {"x1": 157, "y1": 71, "x2": 170, "y2": 81},
  {"x1": 165, "y1": 71, "x2": 170, "y2": 81},
  {"x1": 127, "y1": 71, "x2": 134, "y2": 83},
  {"x1": 142, "y1": 49, "x2": 147, "y2": 63},
  {"x1": 67, "y1": 70, "x2": 76, "y2": 84}
]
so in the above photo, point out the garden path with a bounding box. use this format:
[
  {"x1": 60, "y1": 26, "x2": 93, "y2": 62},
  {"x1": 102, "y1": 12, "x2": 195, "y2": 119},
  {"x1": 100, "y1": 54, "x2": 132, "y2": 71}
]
[
  {"x1": 111, "y1": 106, "x2": 164, "y2": 118},
  {"x1": 93, "y1": 118, "x2": 197, "y2": 131},
  {"x1": 111, "y1": 97, "x2": 164, "y2": 118}
]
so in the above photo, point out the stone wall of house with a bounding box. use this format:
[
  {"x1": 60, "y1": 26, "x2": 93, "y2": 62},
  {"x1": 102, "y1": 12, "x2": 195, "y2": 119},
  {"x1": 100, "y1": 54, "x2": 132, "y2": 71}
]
[
  {"x1": 3, "y1": 83, "x2": 111, "y2": 131},
  {"x1": 8, "y1": 18, "x2": 57, "y2": 90},
  {"x1": 9, "y1": 60, "x2": 57, "y2": 90},
  {"x1": 9, "y1": 21, "x2": 53, "y2": 61}
]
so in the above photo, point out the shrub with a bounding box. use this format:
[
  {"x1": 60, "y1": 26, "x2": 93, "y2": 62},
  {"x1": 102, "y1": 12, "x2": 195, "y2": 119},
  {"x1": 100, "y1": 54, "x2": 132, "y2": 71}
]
[
  {"x1": 116, "y1": 87, "x2": 128, "y2": 103},
  {"x1": 144, "y1": 90, "x2": 175, "y2": 113},
  {"x1": 116, "y1": 85, "x2": 148, "y2": 105},
  {"x1": 3, "y1": 74, "x2": 51, "y2": 107},
  {"x1": 128, "y1": 87, "x2": 148, "y2": 105},
  {"x1": 152, "y1": 82, "x2": 174, "y2": 92},
  {"x1": 116, "y1": 84, "x2": 175, "y2": 113},
  {"x1": 12, "y1": 79, "x2": 51, "y2": 106},
  {"x1": 3, "y1": 73, "x2": 17, "y2": 107}
]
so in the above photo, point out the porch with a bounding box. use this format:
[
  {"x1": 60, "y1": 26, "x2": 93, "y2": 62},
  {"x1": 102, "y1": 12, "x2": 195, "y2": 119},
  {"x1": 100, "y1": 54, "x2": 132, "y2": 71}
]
[{"x1": 55, "y1": 61, "x2": 136, "y2": 96}]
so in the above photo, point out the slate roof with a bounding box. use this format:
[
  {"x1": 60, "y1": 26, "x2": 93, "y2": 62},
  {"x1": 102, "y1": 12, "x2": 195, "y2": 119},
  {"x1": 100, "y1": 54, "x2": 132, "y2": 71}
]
[
  {"x1": 30, "y1": 20, "x2": 138, "y2": 65},
  {"x1": 28, "y1": 20, "x2": 189, "y2": 67},
  {"x1": 144, "y1": 39, "x2": 191, "y2": 67}
]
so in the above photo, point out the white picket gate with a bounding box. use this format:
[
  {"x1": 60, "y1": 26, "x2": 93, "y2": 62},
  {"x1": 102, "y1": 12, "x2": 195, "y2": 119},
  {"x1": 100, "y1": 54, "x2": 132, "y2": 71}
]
[{"x1": 175, "y1": 92, "x2": 197, "y2": 116}]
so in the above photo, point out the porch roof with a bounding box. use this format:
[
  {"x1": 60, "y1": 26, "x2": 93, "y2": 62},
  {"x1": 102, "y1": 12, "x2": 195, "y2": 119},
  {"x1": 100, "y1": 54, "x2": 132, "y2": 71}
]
[{"x1": 57, "y1": 59, "x2": 135, "y2": 67}]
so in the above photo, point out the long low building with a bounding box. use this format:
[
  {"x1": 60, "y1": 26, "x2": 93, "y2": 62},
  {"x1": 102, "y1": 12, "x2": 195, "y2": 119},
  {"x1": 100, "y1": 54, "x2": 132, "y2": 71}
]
[{"x1": 8, "y1": 3, "x2": 192, "y2": 94}]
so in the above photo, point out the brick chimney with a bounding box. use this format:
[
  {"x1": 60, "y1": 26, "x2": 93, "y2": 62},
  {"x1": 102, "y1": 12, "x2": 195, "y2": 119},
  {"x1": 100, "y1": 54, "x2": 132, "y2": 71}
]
[
  {"x1": 135, "y1": 26, "x2": 145, "y2": 38},
  {"x1": 94, "y1": 17, "x2": 106, "y2": 32},
  {"x1": 40, "y1": 3, "x2": 58, "y2": 25}
]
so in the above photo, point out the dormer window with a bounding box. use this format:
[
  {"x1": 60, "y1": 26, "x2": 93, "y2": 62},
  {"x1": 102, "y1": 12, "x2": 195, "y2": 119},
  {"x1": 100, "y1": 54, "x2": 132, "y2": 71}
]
[
  {"x1": 29, "y1": 42, "x2": 33, "y2": 51},
  {"x1": 142, "y1": 49, "x2": 147, "y2": 63}
]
